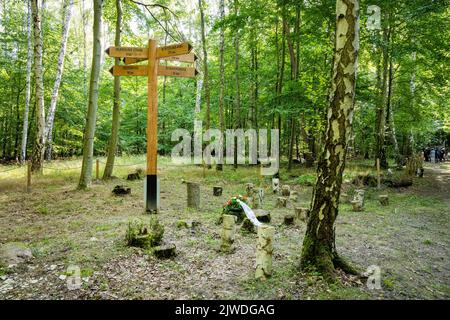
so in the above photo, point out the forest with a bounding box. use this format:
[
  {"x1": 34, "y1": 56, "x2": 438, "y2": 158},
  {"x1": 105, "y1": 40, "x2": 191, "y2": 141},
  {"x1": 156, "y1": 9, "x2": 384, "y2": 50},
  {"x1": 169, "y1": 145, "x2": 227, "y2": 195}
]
[{"x1": 0, "y1": 0, "x2": 449, "y2": 301}]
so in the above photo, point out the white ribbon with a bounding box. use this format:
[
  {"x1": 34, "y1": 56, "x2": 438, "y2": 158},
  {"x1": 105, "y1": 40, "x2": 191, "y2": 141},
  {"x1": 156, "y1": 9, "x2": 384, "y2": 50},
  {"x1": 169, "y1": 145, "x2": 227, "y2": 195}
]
[{"x1": 236, "y1": 199, "x2": 262, "y2": 227}]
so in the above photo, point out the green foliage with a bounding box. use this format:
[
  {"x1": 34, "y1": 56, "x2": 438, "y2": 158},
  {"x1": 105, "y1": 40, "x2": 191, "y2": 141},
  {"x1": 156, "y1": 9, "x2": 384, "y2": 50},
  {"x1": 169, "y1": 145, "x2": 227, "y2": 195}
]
[{"x1": 297, "y1": 174, "x2": 316, "y2": 186}]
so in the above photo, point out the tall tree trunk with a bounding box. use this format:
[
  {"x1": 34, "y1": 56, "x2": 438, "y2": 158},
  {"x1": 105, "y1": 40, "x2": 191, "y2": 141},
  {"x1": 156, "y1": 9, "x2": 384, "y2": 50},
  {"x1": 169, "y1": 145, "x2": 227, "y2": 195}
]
[
  {"x1": 82, "y1": 0, "x2": 88, "y2": 101},
  {"x1": 45, "y1": 0, "x2": 74, "y2": 160},
  {"x1": 78, "y1": 0, "x2": 103, "y2": 189},
  {"x1": 199, "y1": 0, "x2": 210, "y2": 132},
  {"x1": 30, "y1": 0, "x2": 45, "y2": 173},
  {"x1": 301, "y1": 0, "x2": 360, "y2": 278},
  {"x1": 385, "y1": 54, "x2": 401, "y2": 166},
  {"x1": 20, "y1": 0, "x2": 33, "y2": 163},
  {"x1": 103, "y1": 0, "x2": 122, "y2": 179},
  {"x1": 405, "y1": 51, "x2": 416, "y2": 157},
  {"x1": 233, "y1": 0, "x2": 241, "y2": 169},
  {"x1": 374, "y1": 13, "x2": 390, "y2": 169},
  {"x1": 216, "y1": 0, "x2": 225, "y2": 171}
]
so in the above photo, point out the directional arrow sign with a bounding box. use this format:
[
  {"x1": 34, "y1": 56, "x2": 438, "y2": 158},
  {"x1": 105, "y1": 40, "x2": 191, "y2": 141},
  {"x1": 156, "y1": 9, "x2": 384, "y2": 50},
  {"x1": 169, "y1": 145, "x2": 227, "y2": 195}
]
[
  {"x1": 109, "y1": 65, "x2": 148, "y2": 76},
  {"x1": 156, "y1": 42, "x2": 192, "y2": 59},
  {"x1": 157, "y1": 65, "x2": 198, "y2": 78},
  {"x1": 105, "y1": 46, "x2": 148, "y2": 58},
  {"x1": 123, "y1": 52, "x2": 198, "y2": 65}
]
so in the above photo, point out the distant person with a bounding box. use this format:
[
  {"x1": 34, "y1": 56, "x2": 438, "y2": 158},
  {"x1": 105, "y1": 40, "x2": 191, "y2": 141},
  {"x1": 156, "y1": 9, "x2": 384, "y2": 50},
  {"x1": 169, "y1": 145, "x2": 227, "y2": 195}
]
[{"x1": 424, "y1": 147, "x2": 431, "y2": 162}]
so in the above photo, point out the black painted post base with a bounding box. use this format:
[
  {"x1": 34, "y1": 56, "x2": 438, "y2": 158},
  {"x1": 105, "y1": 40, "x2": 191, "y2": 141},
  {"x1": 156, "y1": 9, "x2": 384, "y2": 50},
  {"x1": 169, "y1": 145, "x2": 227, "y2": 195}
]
[{"x1": 145, "y1": 174, "x2": 159, "y2": 214}]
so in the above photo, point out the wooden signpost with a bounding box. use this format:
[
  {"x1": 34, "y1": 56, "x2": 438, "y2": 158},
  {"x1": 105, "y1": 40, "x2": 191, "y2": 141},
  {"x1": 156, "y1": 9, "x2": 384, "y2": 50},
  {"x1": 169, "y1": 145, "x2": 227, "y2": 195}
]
[{"x1": 106, "y1": 39, "x2": 197, "y2": 213}]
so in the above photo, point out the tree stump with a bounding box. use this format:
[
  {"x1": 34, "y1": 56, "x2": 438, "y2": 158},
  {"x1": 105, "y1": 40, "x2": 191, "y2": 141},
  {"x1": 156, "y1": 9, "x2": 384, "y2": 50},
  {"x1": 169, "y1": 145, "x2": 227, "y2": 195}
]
[
  {"x1": 272, "y1": 178, "x2": 280, "y2": 194},
  {"x1": 153, "y1": 244, "x2": 176, "y2": 259},
  {"x1": 281, "y1": 185, "x2": 291, "y2": 196},
  {"x1": 379, "y1": 195, "x2": 389, "y2": 206},
  {"x1": 289, "y1": 190, "x2": 298, "y2": 202},
  {"x1": 252, "y1": 194, "x2": 261, "y2": 209},
  {"x1": 353, "y1": 189, "x2": 365, "y2": 206},
  {"x1": 127, "y1": 172, "x2": 141, "y2": 181},
  {"x1": 283, "y1": 214, "x2": 295, "y2": 225},
  {"x1": 245, "y1": 183, "x2": 254, "y2": 197},
  {"x1": 220, "y1": 215, "x2": 236, "y2": 253},
  {"x1": 213, "y1": 186, "x2": 223, "y2": 196},
  {"x1": 186, "y1": 182, "x2": 200, "y2": 209},
  {"x1": 255, "y1": 225, "x2": 275, "y2": 280},
  {"x1": 351, "y1": 200, "x2": 364, "y2": 212},
  {"x1": 294, "y1": 207, "x2": 309, "y2": 222},
  {"x1": 112, "y1": 185, "x2": 131, "y2": 196},
  {"x1": 276, "y1": 197, "x2": 287, "y2": 208},
  {"x1": 255, "y1": 209, "x2": 271, "y2": 223}
]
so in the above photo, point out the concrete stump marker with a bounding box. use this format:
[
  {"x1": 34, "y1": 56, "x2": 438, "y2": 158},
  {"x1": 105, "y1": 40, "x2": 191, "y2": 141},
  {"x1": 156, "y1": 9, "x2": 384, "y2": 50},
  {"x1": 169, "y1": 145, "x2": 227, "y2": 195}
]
[
  {"x1": 276, "y1": 197, "x2": 287, "y2": 208},
  {"x1": 213, "y1": 186, "x2": 223, "y2": 196},
  {"x1": 294, "y1": 207, "x2": 309, "y2": 222},
  {"x1": 245, "y1": 183, "x2": 254, "y2": 197},
  {"x1": 220, "y1": 214, "x2": 236, "y2": 253},
  {"x1": 281, "y1": 185, "x2": 291, "y2": 196},
  {"x1": 272, "y1": 178, "x2": 279, "y2": 194},
  {"x1": 351, "y1": 200, "x2": 364, "y2": 212},
  {"x1": 255, "y1": 225, "x2": 275, "y2": 280},
  {"x1": 187, "y1": 182, "x2": 200, "y2": 209},
  {"x1": 289, "y1": 190, "x2": 298, "y2": 202},
  {"x1": 354, "y1": 189, "x2": 365, "y2": 206},
  {"x1": 379, "y1": 195, "x2": 389, "y2": 206}
]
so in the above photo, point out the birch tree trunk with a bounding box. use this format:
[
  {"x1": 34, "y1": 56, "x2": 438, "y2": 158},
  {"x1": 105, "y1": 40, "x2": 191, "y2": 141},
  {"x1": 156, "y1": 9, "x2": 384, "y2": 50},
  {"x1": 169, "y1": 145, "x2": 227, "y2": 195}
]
[
  {"x1": 30, "y1": 0, "x2": 45, "y2": 173},
  {"x1": 44, "y1": 0, "x2": 74, "y2": 161},
  {"x1": 216, "y1": 0, "x2": 225, "y2": 171},
  {"x1": 78, "y1": 0, "x2": 103, "y2": 189},
  {"x1": 20, "y1": 0, "x2": 33, "y2": 164},
  {"x1": 103, "y1": 0, "x2": 122, "y2": 179},
  {"x1": 300, "y1": 0, "x2": 360, "y2": 278}
]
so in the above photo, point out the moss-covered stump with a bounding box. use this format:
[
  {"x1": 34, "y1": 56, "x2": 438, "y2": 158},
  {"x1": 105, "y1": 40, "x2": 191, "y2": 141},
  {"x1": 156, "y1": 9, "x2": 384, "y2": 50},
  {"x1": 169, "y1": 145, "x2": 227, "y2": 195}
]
[
  {"x1": 255, "y1": 209, "x2": 271, "y2": 223},
  {"x1": 176, "y1": 220, "x2": 188, "y2": 229},
  {"x1": 379, "y1": 195, "x2": 389, "y2": 206},
  {"x1": 153, "y1": 244, "x2": 176, "y2": 259},
  {"x1": 294, "y1": 207, "x2": 309, "y2": 222},
  {"x1": 351, "y1": 200, "x2": 364, "y2": 212},
  {"x1": 289, "y1": 190, "x2": 298, "y2": 203},
  {"x1": 281, "y1": 185, "x2": 291, "y2": 196},
  {"x1": 126, "y1": 172, "x2": 141, "y2": 181},
  {"x1": 125, "y1": 218, "x2": 164, "y2": 249},
  {"x1": 276, "y1": 197, "x2": 287, "y2": 208},
  {"x1": 255, "y1": 225, "x2": 275, "y2": 280},
  {"x1": 272, "y1": 178, "x2": 280, "y2": 194}
]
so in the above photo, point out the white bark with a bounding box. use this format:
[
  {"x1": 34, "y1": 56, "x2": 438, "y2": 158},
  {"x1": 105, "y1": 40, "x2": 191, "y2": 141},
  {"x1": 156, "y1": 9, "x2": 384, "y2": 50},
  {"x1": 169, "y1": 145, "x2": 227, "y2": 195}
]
[
  {"x1": 44, "y1": 0, "x2": 74, "y2": 160},
  {"x1": 30, "y1": 0, "x2": 45, "y2": 173},
  {"x1": 20, "y1": 0, "x2": 33, "y2": 163}
]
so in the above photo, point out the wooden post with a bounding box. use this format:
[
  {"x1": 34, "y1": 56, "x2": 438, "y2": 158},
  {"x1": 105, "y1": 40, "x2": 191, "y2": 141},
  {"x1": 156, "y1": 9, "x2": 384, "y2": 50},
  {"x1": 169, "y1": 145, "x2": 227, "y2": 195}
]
[
  {"x1": 146, "y1": 39, "x2": 159, "y2": 213},
  {"x1": 26, "y1": 160, "x2": 31, "y2": 193},
  {"x1": 376, "y1": 158, "x2": 381, "y2": 189},
  {"x1": 255, "y1": 225, "x2": 274, "y2": 280},
  {"x1": 96, "y1": 159, "x2": 99, "y2": 180}
]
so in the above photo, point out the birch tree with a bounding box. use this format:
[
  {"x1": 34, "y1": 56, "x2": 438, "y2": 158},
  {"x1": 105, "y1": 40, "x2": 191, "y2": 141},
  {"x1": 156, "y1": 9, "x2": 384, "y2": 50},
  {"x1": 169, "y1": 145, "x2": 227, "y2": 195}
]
[
  {"x1": 44, "y1": 0, "x2": 74, "y2": 160},
  {"x1": 30, "y1": 0, "x2": 45, "y2": 173},
  {"x1": 78, "y1": 0, "x2": 103, "y2": 189},
  {"x1": 300, "y1": 0, "x2": 360, "y2": 278},
  {"x1": 103, "y1": 0, "x2": 122, "y2": 179},
  {"x1": 20, "y1": 0, "x2": 33, "y2": 163}
]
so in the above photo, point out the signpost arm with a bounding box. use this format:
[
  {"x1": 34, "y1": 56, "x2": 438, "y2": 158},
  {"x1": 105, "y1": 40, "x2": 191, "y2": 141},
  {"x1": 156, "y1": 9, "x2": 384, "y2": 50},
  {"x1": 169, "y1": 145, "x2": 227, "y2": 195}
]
[{"x1": 146, "y1": 39, "x2": 159, "y2": 213}]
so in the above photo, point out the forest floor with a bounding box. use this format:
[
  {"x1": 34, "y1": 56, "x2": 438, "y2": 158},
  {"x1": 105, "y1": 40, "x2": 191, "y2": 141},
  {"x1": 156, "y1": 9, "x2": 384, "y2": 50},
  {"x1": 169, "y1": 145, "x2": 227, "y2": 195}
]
[{"x1": 0, "y1": 157, "x2": 448, "y2": 300}]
